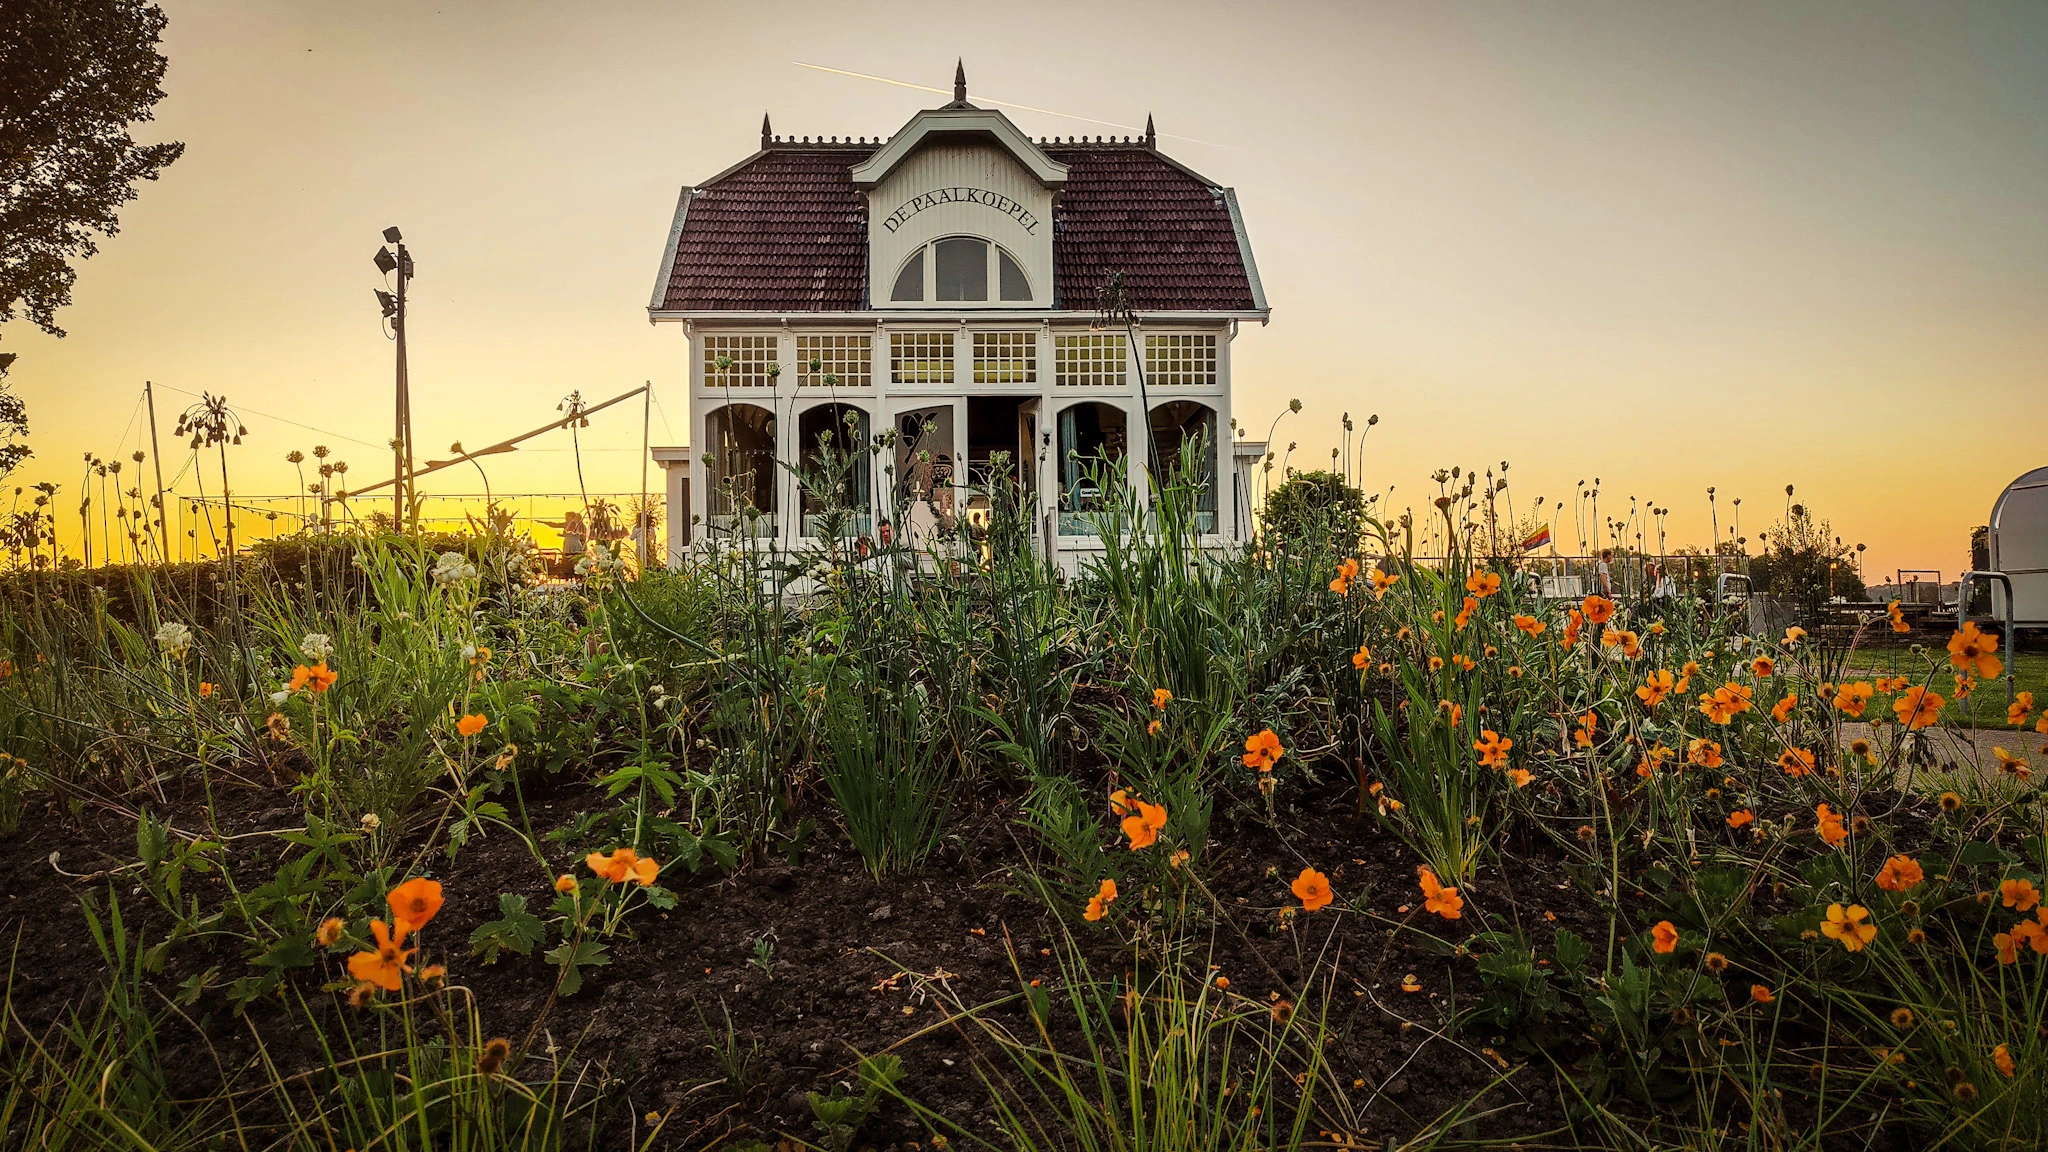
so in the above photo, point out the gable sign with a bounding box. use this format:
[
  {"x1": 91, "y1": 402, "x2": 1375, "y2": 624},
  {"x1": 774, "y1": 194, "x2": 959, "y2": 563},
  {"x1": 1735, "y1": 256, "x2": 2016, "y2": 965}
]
[{"x1": 881, "y1": 186, "x2": 1041, "y2": 235}]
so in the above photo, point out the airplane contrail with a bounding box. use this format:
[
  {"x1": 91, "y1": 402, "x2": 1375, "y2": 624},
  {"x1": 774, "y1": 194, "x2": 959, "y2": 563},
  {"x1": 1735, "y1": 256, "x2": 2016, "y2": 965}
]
[{"x1": 791, "y1": 62, "x2": 1228, "y2": 149}]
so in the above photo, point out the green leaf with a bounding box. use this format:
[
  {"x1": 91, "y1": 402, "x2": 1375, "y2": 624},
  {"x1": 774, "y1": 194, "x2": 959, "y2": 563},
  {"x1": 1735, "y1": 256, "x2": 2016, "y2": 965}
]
[
  {"x1": 544, "y1": 939, "x2": 610, "y2": 996},
  {"x1": 470, "y1": 893, "x2": 544, "y2": 963},
  {"x1": 1958, "y1": 841, "x2": 2017, "y2": 866},
  {"x1": 1553, "y1": 929, "x2": 1591, "y2": 971}
]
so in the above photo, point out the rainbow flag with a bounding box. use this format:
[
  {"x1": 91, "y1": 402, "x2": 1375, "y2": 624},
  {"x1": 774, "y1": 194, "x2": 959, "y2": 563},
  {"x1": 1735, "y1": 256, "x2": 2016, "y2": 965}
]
[{"x1": 1521, "y1": 524, "x2": 1552, "y2": 552}]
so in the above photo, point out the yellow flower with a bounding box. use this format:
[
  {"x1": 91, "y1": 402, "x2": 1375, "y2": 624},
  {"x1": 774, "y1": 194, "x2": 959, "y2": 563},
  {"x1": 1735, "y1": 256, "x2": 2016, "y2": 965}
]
[{"x1": 1820, "y1": 903, "x2": 1876, "y2": 952}]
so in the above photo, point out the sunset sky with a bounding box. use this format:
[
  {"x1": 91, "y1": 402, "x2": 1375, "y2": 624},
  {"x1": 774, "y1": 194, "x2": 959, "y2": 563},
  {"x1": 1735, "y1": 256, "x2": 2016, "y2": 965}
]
[{"x1": 8, "y1": 0, "x2": 2045, "y2": 577}]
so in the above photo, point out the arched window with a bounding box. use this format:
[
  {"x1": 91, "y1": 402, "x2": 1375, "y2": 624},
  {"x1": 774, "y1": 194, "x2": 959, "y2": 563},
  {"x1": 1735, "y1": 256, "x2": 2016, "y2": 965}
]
[
  {"x1": 705, "y1": 403, "x2": 776, "y2": 538},
  {"x1": 890, "y1": 249, "x2": 924, "y2": 302},
  {"x1": 1149, "y1": 401, "x2": 1218, "y2": 533},
  {"x1": 886, "y1": 237, "x2": 1033, "y2": 304},
  {"x1": 1057, "y1": 402, "x2": 1127, "y2": 536},
  {"x1": 797, "y1": 403, "x2": 872, "y2": 537}
]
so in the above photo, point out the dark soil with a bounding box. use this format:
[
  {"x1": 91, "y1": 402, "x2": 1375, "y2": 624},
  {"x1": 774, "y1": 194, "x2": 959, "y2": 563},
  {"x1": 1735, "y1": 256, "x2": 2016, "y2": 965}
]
[{"x1": 0, "y1": 770, "x2": 1699, "y2": 1149}]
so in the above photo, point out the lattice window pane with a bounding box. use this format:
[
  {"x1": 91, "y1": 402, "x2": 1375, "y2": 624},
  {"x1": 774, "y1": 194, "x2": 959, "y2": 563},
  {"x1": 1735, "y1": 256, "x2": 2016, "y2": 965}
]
[
  {"x1": 1144, "y1": 334, "x2": 1217, "y2": 386},
  {"x1": 1055, "y1": 334, "x2": 1127, "y2": 387},
  {"x1": 796, "y1": 335, "x2": 872, "y2": 388},
  {"x1": 972, "y1": 331, "x2": 1037, "y2": 384},
  {"x1": 702, "y1": 335, "x2": 778, "y2": 387},
  {"x1": 890, "y1": 332, "x2": 955, "y2": 385}
]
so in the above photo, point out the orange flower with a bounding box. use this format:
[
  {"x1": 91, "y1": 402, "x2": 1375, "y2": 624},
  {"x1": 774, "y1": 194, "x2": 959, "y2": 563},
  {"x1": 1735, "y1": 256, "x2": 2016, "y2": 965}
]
[
  {"x1": 1474, "y1": 729, "x2": 1512, "y2": 768},
  {"x1": 1771, "y1": 694, "x2": 1797, "y2": 723},
  {"x1": 2002, "y1": 878, "x2": 2040, "y2": 912},
  {"x1": 1513, "y1": 614, "x2": 1546, "y2": 637},
  {"x1": 456, "y1": 713, "x2": 488, "y2": 737},
  {"x1": 1147, "y1": 719, "x2": 1163, "y2": 736},
  {"x1": 586, "y1": 846, "x2": 660, "y2": 886},
  {"x1": 198, "y1": 681, "x2": 216, "y2": 698},
  {"x1": 1832, "y1": 681, "x2": 1873, "y2": 718},
  {"x1": 1651, "y1": 920, "x2": 1679, "y2": 954},
  {"x1": 1814, "y1": 803, "x2": 1847, "y2": 847},
  {"x1": 1574, "y1": 711, "x2": 1597, "y2": 749},
  {"x1": 1600, "y1": 629, "x2": 1642, "y2": 659},
  {"x1": 1782, "y1": 626, "x2": 1806, "y2": 648},
  {"x1": 1505, "y1": 768, "x2": 1533, "y2": 787},
  {"x1": 1329, "y1": 557, "x2": 1359, "y2": 595},
  {"x1": 347, "y1": 918, "x2": 414, "y2": 991},
  {"x1": 2009, "y1": 691, "x2": 2035, "y2": 727},
  {"x1": 1993, "y1": 1043, "x2": 2016, "y2": 1078},
  {"x1": 1726, "y1": 809, "x2": 1754, "y2": 829},
  {"x1": 1450, "y1": 653, "x2": 1476, "y2": 672},
  {"x1": 1152, "y1": 687, "x2": 1172, "y2": 710},
  {"x1": 1636, "y1": 670, "x2": 1675, "y2": 707},
  {"x1": 1875, "y1": 855, "x2": 1923, "y2": 893},
  {"x1": 1561, "y1": 608, "x2": 1584, "y2": 650},
  {"x1": 1887, "y1": 599, "x2": 1910, "y2": 633},
  {"x1": 1893, "y1": 685, "x2": 1944, "y2": 730},
  {"x1": 1418, "y1": 866, "x2": 1463, "y2": 919},
  {"x1": 1454, "y1": 596, "x2": 1478, "y2": 630},
  {"x1": 1084, "y1": 877, "x2": 1119, "y2": 921},
  {"x1": 1688, "y1": 738, "x2": 1724, "y2": 769},
  {"x1": 1581, "y1": 595, "x2": 1615, "y2": 625},
  {"x1": 1779, "y1": 748, "x2": 1816, "y2": 777},
  {"x1": 1948, "y1": 622, "x2": 2003, "y2": 679},
  {"x1": 387, "y1": 877, "x2": 445, "y2": 934},
  {"x1": 287, "y1": 661, "x2": 339, "y2": 694},
  {"x1": 1995, "y1": 931, "x2": 2021, "y2": 965},
  {"x1": 1699, "y1": 682, "x2": 1754, "y2": 725},
  {"x1": 1242, "y1": 728, "x2": 1284, "y2": 771},
  {"x1": 1465, "y1": 570, "x2": 1502, "y2": 597},
  {"x1": 1351, "y1": 643, "x2": 1371, "y2": 670},
  {"x1": 1994, "y1": 746, "x2": 2031, "y2": 780},
  {"x1": 1820, "y1": 903, "x2": 1876, "y2": 952},
  {"x1": 1109, "y1": 788, "x2": 1134, "y2": 816},
  {"x1": 1368, "y1": 568, "x2": 1399, "y2": 599},
  {"x1": 1751, "y1": 984, "x2": 1775, "y2": 1004},
  {"x1": 1292, "y1": 868, "x2": 1333, "y2": 912},
  {"x1": 1122, "y1": 799, "x2": 1168, "y2": 850},
  {"x1": 1751, "y1": 656, "x2": 1775, "y2": 677},
  {"x1": 554, "y1": 873, "x2": 577, "y2": 893},
  {"x1": 317, "y1": 917, "x2": 346, "y2": 947}
]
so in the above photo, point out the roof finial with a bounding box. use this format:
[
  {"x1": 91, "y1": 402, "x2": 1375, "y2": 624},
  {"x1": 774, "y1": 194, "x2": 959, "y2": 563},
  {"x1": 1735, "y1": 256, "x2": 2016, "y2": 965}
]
[
  {"x1": 954, "y1": 59, "x2": 967, "y2": 104},
  {"x1": 1144, "y1": 113, "x2": 1155, "y2": 148},
  {"x1": 761, "y1": 112, "x2": 772, "y2": 149}
]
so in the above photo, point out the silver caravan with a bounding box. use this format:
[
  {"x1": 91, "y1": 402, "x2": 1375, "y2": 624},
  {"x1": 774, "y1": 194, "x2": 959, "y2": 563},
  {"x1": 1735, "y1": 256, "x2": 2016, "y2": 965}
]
[{"x1": 1987, "y1": 466, "x2": 2048, "y2": 629}]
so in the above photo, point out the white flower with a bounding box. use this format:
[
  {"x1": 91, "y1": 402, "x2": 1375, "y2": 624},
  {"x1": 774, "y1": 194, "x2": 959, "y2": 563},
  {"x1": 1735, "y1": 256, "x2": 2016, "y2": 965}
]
[
  {"x1": 461, "y1": 644, "x2": 478, "y2": 661},
  {"x1": 301, "y1": 633, "x2": 334, "y2": 661},
  {"x1": 154, "y1": 621, "x2": 194, "y2": 657},
  {"x1": 432, "y1": 551, "x2": 477, "y2": 586},
  {"x1": 360, "y1": 812, "x2": 381, "y2": 832},
  {"x1": 270, "y1": 690, "x2": 289, "y2": 705}
]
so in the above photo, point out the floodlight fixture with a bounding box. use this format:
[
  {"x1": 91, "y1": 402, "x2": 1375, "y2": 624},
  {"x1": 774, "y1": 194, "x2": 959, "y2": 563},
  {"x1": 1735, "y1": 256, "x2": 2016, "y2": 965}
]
[
  {"x1": 374, "y1": 246, "x2": 398, "y2": 275},
  {"x1": 375, "y1": 289, "x2": 397, "y2": 318},
  {"x1": 383, "y1": 226, "x2": 403, "y2": 243}
]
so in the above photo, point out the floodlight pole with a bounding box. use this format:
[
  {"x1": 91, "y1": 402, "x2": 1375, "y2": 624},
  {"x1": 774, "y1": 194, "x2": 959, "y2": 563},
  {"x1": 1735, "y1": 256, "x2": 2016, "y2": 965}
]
[{"x1": 377, "y1": 228, "x2": 417, "y2": 532}]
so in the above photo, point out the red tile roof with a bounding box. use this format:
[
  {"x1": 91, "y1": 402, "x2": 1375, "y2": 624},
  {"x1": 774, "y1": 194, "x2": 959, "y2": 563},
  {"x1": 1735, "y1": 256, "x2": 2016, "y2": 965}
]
[{"x1": 655, "y1": 142, "x2": 1261, "y2": 314}]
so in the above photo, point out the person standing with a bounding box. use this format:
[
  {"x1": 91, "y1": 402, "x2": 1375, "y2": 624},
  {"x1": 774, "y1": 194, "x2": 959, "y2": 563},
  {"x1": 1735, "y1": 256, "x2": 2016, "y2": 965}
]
[{"x1": 1597, "y1": 549, "x2": 1615, "y2": 598}]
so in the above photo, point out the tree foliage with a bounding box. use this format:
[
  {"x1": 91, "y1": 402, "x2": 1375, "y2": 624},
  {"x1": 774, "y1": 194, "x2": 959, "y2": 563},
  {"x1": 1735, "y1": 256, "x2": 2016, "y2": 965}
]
[
  {"x1": 0, "y1": 353, "x2": 25, "y2": 481},
  {"x1": 1262, "y1": 469, "x2": 1367, "y2": 550},
  {"x1": 0, "y1": 0, "x2": 183, "y2": 341},
  {"x1": 1750, "y1": 503, "x2": 1865, "y2": 618}
]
